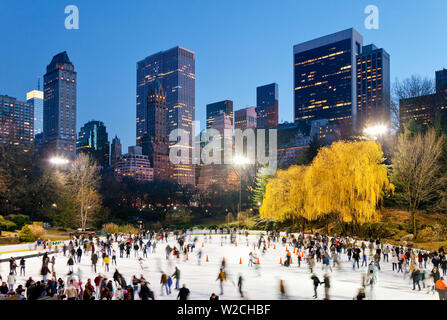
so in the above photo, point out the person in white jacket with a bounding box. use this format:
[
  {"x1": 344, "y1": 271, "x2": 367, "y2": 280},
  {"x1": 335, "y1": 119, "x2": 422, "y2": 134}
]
[
  {"x1": 391, "y1": 254, "x2": 399, "y2": 271},
  {"x1": 7, "y1": 272, "x2": 15, "y2": 291},
  {"x1": 115, "y1": 286, "x2": 124, "y2": 300}
]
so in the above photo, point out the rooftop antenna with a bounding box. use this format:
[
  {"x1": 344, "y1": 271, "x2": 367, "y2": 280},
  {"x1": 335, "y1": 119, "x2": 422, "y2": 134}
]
[{"x1": 37, "y1": 76, "x2": 41, "y2": 91}]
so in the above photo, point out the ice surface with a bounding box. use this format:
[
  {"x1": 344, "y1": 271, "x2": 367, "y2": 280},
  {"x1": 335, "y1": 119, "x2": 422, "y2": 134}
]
[{"x1": 0, "y1": 233, "x2": 439, "y2": 300}]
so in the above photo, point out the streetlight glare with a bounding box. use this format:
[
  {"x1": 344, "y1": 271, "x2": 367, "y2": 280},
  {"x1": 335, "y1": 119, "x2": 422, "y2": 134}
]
[
  {"x1": 49, "y1": 157, "x2": 70, "y2": 165},
  {"x1": 233, "y1": 155, "x2": 250, "y2": 166},
  {"x1": 363, "y1": 124, "x2": 388, "y2": 138}
]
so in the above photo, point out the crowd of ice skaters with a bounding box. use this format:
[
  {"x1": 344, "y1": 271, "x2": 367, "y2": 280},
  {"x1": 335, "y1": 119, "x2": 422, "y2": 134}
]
[{"x1": 1, "y1": 229, "x2": 447, "y2": 301}]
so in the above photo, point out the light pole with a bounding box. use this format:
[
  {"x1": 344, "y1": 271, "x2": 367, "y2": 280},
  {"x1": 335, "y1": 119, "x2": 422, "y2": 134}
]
[{"x1": 233, "y1": 155, "x2": 249, "y2": 229}]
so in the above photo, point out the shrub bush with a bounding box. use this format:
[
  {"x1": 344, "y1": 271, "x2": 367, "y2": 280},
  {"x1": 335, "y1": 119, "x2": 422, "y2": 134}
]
[
  {"x1": 4, "y1": 214, "x2": 30, "y2": 228},
  {"x1": 417, "y1": 227, "x2": 438, "y2": 242},
  {"x1": 0, "y1": 219, "x2": 18, "y2": 231},
  {"x1": 103, "y1": 223, "x2": 119, "y2": 234},
  {"x1": 119, "y1": 224, "x2": 139, "y2": 234},
  {"x1": 29, "y1": 222, "x2": 45, "y2": 239},
  {"x1": 18, "y1": 225, "x2": 36, "y2": 242}
]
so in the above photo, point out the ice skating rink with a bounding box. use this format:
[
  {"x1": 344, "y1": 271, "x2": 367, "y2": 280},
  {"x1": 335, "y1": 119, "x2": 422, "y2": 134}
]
[{"x1": 0, "y1": 233, "x2": 439, "y2": 300}]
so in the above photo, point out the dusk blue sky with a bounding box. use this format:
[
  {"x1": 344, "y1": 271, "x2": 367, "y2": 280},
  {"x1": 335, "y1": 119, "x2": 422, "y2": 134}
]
[{"x1": 0, "y1": 0, "x2": 446, "y2": 150}]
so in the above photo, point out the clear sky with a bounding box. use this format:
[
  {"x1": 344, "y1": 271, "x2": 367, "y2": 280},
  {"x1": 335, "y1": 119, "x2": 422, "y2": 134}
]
[{"x1": 0, "y1": 0, "x2": 446, "y2": 150}]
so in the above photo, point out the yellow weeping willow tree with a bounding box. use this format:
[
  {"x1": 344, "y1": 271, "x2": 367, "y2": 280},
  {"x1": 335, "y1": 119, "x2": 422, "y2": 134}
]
[{"x1": 260, "y1": 140, "x2": 394, "y2": 225}]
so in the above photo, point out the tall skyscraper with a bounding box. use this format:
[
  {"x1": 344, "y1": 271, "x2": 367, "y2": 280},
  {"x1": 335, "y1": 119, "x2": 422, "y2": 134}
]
[
  {"x1": 294, "y1": 28, "x2": 363, "y2": 133},
  {"x1": 256, "y1": 83, "x2": 278, "y2": 128},
  {"x1": 140, "y1": 80, "x2": 170, "y2": 181},
  {"x1": 356, "y1": 44, "x2": 391, "y2": 130},
  {"x1": 206, "y1": 100, "x2": 233, "y2": 129},
  {"x1": 0, "y1": 95, "x2": 34, "y2": 150},
  {"x1": 26, "y1": 90, "x2": 44, "y2": 136},
  {"x1": 110, "y1": 135, "x2": 122, "y2": 166},
  {"x1": 137, "y1": 46, "x2": 195, "y2": 186},
  {"x1": 76, "y1": 120, "x2": 110, "y2": 168},
  {"x1": 235, "y1": 107, "x2": 257, "y2": 131},
  {"x1": 42, "y1": 51, "x2": 77, "y2": 159}
]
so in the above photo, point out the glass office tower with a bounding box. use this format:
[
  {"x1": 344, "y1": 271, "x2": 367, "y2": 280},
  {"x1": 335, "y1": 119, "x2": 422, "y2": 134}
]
[
  {"x1": 206, "y1": 100, "x2": 233, "y2": 129},
  {"x1": 76, "y1": 120, "x2": 110, "y2": 168},
  {"x1": 294, "y1": 28, "x2": 363, "y2": 134},
  {"x1": 356, "y1": 44, "x2": 391, "y2": 130},
  {"x1": 26, "y1": 90, "x2": 44, "y2": 136},
  {"x1": 137, "y1": 46, "x2": 195, "y2": 186},
  {"x1": 256, "y1": 83, "x2": 278, "y2": 129}
]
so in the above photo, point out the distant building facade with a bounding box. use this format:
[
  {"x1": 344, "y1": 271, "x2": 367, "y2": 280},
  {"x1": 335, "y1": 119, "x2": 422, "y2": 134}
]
[
  {"x1": 0, "y1": 95, "x2": 34, "y2": 150},
  {"x1": 436, "y1": 69, "x2": 447, "y2": 112},
  {"x1": 76, "y1": 120, "x2": 110, "y2": 168},
  {"x1": 206, "y1": 100, "x2": 233, "y2": 129},
  {"x1": 399, "y1": 68, "x2": 447, "y2": 127},
  {"x1": 110, "y1": 135, "x2": 122, "y2": 166},
  {"x1": 114, "y1": 146, "x2": 154, "y2": 182},
  {"x1": 399, "y1": 94, "x2": 437, "y2": 126},
  {"x1": 197, "y1": 113, "x2": 238, "y2": 192},
  {"x1": 256, "y1": 83, "x2": 278, "y2": 129},
  {"x1": 235, "y1": 107, "x2": 257, "y2": 131},
  {"x1": 26, "y1": 90, "x2": 44, "y2": 136}
]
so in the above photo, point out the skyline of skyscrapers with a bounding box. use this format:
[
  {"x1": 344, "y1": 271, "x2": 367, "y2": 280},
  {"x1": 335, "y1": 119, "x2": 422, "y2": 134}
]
[
  {"x1": 76, "y1": 120, "x2": 110, "y2": 168},
  {"x1": 42, "y1": 51, "x2": 77, "y2": 159},
  {"x1": 137, "y1": 46, "x2": 196, "y2": 186},
  {"x1": 2, "y1": 28, "x2": 445, "y2": 184}
]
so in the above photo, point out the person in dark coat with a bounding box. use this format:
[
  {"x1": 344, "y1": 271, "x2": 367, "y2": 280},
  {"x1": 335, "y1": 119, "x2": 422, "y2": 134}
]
[
  {"x1": 91, "y1": 253, "x2": 98, "y2": 273},
  {"x1": 431, "y1": 267, "x2": 441, "y2": 293},
  {"x1": 323, "y1": 274, "x2": 330, "y2": 300},
  {"x1": 177, "y1": 284, "x2": 190, "y2": 300},
  {"x1": 210, "y1": 293, "x2": 219, "y2": 300},
  {"x1": 311, "y1": 274, "x2": 321, "y2": 298},
  {"x1": 411, "y1": 267, "x2": 421, "y2": 291},
  {"x1": 139, "y1": 282, "x2": 154, "y2": 300}
]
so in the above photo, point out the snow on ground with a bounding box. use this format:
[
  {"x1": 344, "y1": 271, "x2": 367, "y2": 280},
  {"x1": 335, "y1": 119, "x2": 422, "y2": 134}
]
[{"x1": 0, "y1": 233, "x2": 439, "y2": 300}]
